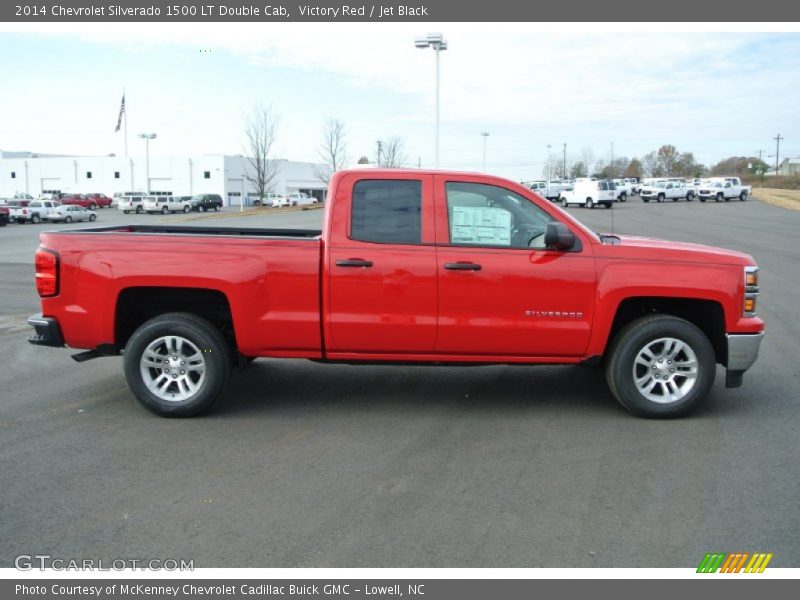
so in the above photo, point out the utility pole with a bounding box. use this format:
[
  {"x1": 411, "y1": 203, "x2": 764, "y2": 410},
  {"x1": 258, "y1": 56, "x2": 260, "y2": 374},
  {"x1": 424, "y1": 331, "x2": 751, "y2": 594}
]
[
  {"x1": 562, "y1": 143, "x2": 567, "y2": 178},
  {"x1": 610, "y1": 141, "x2": 614, "y2": 180},
  {"x1": 774, "y1": 133, "x2": 783, "y2": 176},
  {"x1": 480, "y1": 132, "x2": 490, "y2": 172},
  {"x1": 376, "y1": 140, "x2": 383, "y2": 167},
  {"x1": 546, "y1": 144, "x2": 551, "y2": 182}
]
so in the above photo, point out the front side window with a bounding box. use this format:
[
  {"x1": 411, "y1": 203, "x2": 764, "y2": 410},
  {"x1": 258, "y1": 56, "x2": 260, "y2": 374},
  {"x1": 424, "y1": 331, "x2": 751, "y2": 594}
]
[
  {"x1": 446, "y1": 182, "x2": 554, "y2": 249},
  {"x1": 350, "y1": 179, "x2": 422, "y2": 245}
]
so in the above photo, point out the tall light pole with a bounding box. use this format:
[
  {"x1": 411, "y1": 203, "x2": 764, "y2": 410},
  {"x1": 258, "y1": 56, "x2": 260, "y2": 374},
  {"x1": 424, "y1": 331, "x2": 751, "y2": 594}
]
[
  {"x1": 138, "y1": 133, "x2": 157, "y2": 194},
  {"x1": 563, "y1": 143, "x2": 567, "y2": 178},
  {"x1": 415, "y1": 33, "x2": 448, "y2": 169},
  {"x1": 480, "y1": 132, "x2": 490, "y2": 172},
  {"x1": 774, "y1": 133, "x2": 783, "y2": 176}
]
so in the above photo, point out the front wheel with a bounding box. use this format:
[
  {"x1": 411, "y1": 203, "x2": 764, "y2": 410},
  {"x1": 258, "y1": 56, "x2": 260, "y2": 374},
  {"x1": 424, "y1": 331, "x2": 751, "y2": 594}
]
[
  {"x1": 716, "y1": 193, "x2": 724, "y2": 202},
  {"x1": 620, "y1": 193, "x2": 627, "y2": 202},
  {"x1": 687, "y1": 193, "x2": 694, "y2": 202},
  {"x1": 561, "y1": 197, "x2": 568, "y2": 207},
  {"x1": 136, "y1": 206, "x2": 143, "y2": 214},
  {"x1": 740, "y1": 191, "x2": 748, "y2": 201},
  {"x1": 161, "y1": 206, "x2": 169, "y2": 214},
  {"x1": 89, "y1": 214, "x2": 97, "y2": 222},
  {"x1": 65, "y1": 216, "x2": 73, "y2": 223},
  {"x1": 123, "y1": 313, "x2": 231, "y2": 417},
  {"x1": 657, "y1": 193, "x2": 665, "y2": 203},
  {"x1": 183, "y1": 205, "x2": 190, "y2": 213},
  {"x1": 605, "y1": 315, "x2": 715, "y2": 418},
  {"x1": 31, "y1": 214, "x2": 41, "y2": 224},
  {"x1": 214, "y1": 205, "x2": 220, "y2": 211},
  {"x1": 585, "y1": 198, "x2": 594, "y2": 209}
]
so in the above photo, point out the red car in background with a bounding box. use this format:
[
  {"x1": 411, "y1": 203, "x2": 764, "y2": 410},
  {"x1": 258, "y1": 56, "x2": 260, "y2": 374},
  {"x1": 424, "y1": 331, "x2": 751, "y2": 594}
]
[
  {"x1": 60, "y1": 194, "x2": 111, "y2": 210},
  {"x1": 85, "y1": 193, "x2": 113, "y2": 208},
  {"x1": 0, "y1": 205, "x2": 9, "y2": 226}
]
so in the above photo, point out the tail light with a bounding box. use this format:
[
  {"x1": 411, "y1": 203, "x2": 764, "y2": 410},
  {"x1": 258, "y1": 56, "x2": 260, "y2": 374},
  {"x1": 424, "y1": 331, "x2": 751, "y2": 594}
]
[{"x1": 35, "y1": 247, "x2": 59, "y2": 297}]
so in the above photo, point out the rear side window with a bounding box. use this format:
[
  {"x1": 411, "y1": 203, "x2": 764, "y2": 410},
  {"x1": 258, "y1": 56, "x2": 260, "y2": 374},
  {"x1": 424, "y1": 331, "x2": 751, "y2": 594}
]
[{"x1": 350, "y1": 180, "x2": 422, "y2": 245}]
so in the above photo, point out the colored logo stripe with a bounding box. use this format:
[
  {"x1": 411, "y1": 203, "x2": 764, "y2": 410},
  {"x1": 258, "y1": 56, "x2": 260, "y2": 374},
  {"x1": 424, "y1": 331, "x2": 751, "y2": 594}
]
[{"x1": 697, "y1": 552, "x2": 773, "y2": 573}]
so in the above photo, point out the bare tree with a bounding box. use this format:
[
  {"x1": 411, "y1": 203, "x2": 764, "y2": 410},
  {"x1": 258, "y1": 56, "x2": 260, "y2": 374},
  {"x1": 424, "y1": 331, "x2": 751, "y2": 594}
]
[
  {"x1": 580, "y1": 148, "x2": 595, "y2": 177},
  {"x1": 642, "y1": 151, "x2": 662, "y2": 177},
  {"x1": 377, "y1": 136, "x2": 408, "y2": 168},
  {"x1": 314, "y1": 118, "x2": 348, "y2": 183},
  {"x1": 244, "y1": 103, "x2": 279, "y2": 203}
]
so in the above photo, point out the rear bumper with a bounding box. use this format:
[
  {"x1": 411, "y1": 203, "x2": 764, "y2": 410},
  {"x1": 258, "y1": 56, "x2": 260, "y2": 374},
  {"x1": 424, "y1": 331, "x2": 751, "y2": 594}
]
[
  {"x1": 725, "y1": 331, "x2": 764, "y2": 387},
  {"x1": 27, "y1": 314, "x2": 65, "y2": 347}
]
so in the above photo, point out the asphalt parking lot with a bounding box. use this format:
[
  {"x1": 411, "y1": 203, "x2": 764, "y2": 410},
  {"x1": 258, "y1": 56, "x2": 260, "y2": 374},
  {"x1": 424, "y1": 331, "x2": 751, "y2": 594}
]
[{"x1": 1, "y1": 197, "x2": 798, "y2": 568}]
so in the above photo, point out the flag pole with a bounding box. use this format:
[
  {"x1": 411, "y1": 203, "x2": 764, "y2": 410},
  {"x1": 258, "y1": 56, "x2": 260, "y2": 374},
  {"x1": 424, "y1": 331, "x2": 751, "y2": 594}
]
[{"x1": 124, "y1": 88, "x2": 128, "y2": 157}]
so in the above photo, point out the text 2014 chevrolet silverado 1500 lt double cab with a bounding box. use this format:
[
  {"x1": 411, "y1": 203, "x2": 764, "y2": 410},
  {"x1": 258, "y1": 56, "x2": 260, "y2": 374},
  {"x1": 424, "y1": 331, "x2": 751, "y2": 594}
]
[{"x1": 27, "y1": 170, "x2": 764, "y2": 418}]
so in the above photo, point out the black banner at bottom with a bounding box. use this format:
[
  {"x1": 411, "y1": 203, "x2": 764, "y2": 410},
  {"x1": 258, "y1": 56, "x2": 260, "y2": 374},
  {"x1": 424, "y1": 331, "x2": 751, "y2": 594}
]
[{"x1": 4, "y1": 579, "x2": 796, "y2": 600}]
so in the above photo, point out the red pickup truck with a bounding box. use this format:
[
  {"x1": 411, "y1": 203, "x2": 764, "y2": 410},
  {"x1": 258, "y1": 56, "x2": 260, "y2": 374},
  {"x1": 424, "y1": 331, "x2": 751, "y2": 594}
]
[{"x1": 27, "y1": 170, "x2": 764, "y2": 418}]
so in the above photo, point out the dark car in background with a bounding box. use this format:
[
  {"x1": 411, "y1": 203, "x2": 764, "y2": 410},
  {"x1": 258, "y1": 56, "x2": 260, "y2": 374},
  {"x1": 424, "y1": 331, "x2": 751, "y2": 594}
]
[
  {"x1": 189, "y1": 194, "x2": 223, "y2": 212},
  {"x1": 0, "y1": 205, "x2": 9, "y2": 226}
]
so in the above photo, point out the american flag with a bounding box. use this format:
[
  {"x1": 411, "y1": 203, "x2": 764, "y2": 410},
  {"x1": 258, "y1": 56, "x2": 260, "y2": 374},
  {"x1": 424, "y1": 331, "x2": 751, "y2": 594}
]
[{"x1": 114, "y1": 93, "x2": 126, "y2": 132}]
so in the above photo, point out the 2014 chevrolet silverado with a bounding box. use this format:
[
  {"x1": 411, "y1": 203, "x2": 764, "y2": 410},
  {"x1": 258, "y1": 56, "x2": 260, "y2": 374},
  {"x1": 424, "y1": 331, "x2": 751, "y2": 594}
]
[{"x1": 27, "y1": 170, "x2": 764, "y2": 418}]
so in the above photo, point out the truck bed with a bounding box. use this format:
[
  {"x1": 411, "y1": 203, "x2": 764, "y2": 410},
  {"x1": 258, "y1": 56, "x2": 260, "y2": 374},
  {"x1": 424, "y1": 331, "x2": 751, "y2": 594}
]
[{"x1": 47, "y1": 224, "x2": 322, "y2": 239}]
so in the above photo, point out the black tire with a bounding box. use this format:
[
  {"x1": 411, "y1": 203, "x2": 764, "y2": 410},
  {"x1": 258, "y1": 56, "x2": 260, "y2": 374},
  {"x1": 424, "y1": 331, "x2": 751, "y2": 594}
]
[
  {"x1": 561, "y1": 197, "x2": 568, "y2": 207},
  {"x1": 657, "y1": 193, "x2": 665, "y2": 203},
  {"x1": 605, "y1": 315, "x2": 716, "y2": 418},
  {"x1": 603, "y1": 202, "x2": 613, "y2": 209},
  {"x1": 161, "y1": 206, "x2": 169, "y2": 214},
  {"x1": 740, "y1": 191, "x2": 748, "y2": 201},
  {"x1": 686, "y1": 193, "x2": 694, "y2": 202},
  {"x1": 586, "y1": 198, "x2": 594, "y2": 209},
  {"x1": 123, "y1": 210, "x2": 130, "y2": 214},
  {"x1": 65, "y1": 216, "x2": 72, "y2": 223},
  {"x1": 716, "y1": 193, "x2": 723, "y2": 203},
  {"x1": 0, "y1": 217, "x2": 7, "y2": 227},
  {"x1": 136, "y1": 206, "x2": 143, "y2": 214},
  {"x1": 642, "y1": 197, "x2": 650, "y2": 203},
  {"x1": 123, "y1": 313, "x2": 231, "y2": 418},
  {"x1": 214, "y1": 205, "x2": 220, "y2": 211},
  {"x1": 31, "y1": 214, "x2": 41, "y2": 224},
  {"x1": 89, "y1": 214, "x2": 97, "y2": 222},
  {"x1": 183, "y1": 205, "x2": 190, "y2": 213},
  {"x1": 620, "y1": 193, "x2": 627, "y2": 202}
]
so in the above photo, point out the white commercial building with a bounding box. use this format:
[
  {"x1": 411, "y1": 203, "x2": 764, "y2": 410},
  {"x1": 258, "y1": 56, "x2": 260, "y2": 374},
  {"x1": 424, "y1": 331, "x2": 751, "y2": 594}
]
[{"x1": 0, "y1": 151, "x2": 328, "y2": 205}]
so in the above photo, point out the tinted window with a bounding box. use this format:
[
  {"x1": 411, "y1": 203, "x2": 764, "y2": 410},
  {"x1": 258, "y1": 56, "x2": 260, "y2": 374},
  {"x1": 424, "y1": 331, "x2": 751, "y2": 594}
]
[{"x1": 351, "y1": 180, "x2": 422, "y2": 245}]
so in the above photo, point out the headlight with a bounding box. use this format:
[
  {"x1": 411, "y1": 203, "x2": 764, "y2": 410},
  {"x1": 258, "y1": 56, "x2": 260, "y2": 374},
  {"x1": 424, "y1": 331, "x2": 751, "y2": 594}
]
[{"x1": 743, "y1": 266, "x2": 760, "y2": 317}]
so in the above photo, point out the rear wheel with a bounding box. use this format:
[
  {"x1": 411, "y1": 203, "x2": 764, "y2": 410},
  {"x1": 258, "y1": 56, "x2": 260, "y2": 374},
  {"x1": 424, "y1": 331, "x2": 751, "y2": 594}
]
[
  {"x1": 740, "y1": 191, "x2": 748, "y2": 201},
  {"x1": 214, "y1": 205, "x2": 220, "y2": 211},
  {"x1": 620, "y1": 192, "x2": 627, "y2": 202},
  {"x1": 605, "y1": 315, "x2": 715, "y2": 418},
  {"x1": 161, "y1": 206, "x2": 169, "y2": 214},
  {"x1": 31, "y1": 214, "x2": 41, "y2": 224},
  {"x1": 561, "y1": 197, "x2": 568, "y2": 207},
  {"x1": 686, "y1": 192, "x2": 694, "y2": 202},
  {"x1": 716, "y1": 193, "x2": 723, "y2": 202},
  {"x1": 183, "y1": 205, "x2": 190, "y2": 213},
  {"x1": 136, "y1": 206, "x2": 143, "y2": 214},
  {"x1": 89, "y1": 214, "x2": 97, "y2": 222},
  {"x1": 123, "y1": 313, "x2": 231, "y2": 418},
  {"x1": 65, "y1": 216, "x2": 73, "y2": 223}
]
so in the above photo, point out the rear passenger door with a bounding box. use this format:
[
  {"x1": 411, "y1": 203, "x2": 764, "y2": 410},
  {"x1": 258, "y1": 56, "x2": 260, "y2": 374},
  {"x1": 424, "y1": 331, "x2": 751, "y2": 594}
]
[{"x1": 325, "y1": 174, "x2": 438, "y2": 354}]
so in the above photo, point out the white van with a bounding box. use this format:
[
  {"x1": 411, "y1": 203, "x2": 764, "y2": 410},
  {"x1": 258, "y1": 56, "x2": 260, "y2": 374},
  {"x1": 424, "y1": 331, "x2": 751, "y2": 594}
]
[{"x1": 558, "y1": 180, "x2": 616, "y2": 209}]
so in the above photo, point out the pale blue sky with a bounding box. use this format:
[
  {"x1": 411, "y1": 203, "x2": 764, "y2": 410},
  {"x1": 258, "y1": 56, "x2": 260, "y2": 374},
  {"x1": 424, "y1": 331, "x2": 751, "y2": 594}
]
[{"x1": 1, "y1": 26, "x2": 798, "y2": 180}]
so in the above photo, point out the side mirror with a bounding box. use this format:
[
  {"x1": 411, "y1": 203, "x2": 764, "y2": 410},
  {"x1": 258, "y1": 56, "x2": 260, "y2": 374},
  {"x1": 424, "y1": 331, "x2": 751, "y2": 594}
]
[{"x1": 544, "y1": 222, "x2": 576, "y2": 251}]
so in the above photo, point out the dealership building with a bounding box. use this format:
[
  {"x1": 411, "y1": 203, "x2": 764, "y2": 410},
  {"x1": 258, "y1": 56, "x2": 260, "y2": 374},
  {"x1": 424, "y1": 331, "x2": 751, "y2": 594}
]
[{"x1": 0, "y1": 151, "x2": 328, "y2": 205}]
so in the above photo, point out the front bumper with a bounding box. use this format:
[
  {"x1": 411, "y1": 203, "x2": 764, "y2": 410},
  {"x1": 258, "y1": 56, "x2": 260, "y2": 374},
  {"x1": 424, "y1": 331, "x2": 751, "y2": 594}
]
[
  {"x1": 725, "y1": 331, "x2": 764, "y2": 387},
  {"x1": 27, "y1": 314, "x2": 65, "y2": 347}
]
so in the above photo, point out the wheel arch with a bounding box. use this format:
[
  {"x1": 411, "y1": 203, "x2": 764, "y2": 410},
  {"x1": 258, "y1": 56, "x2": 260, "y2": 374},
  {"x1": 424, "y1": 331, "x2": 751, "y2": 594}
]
[
  {"x1": 600, "y1": 296, "x2": 727, "y2": 365},
  {"x1": 114, "y1": 286, "x2": 236, "y2": 354}
]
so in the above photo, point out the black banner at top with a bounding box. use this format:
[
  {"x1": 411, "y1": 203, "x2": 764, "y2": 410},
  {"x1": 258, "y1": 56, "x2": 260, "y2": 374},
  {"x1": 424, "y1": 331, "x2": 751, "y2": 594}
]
[{"x1": 3, "y1": 0, "x2": 799, "y2": 22}]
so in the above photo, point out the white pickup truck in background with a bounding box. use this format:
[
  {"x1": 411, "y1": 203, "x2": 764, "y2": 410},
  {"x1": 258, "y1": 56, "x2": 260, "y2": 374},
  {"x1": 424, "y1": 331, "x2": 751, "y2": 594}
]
[
  {"x1": 640, "y1": 180, "x2": 696, "y2": 203},
  {"x1": 612, "y1": 179, "x2": 633, "y2": 202},
  {"x1": 525, "y1": 180, "x2": 570, "y2": 202},
  {"x1": 10, "y1": 199, "x2": 63, "y2": 223},
  {"x1": 698, "y1": 177, "x2": 752, "y2": 202}
]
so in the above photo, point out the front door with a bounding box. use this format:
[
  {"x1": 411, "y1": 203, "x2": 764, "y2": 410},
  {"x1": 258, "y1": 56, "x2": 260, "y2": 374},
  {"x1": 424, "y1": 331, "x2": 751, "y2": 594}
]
[
  {"x1": 325, "y1": 173, "x2": 438, "y2": 354},
  {"x1": 434, "y1": 177, "x2": 596, "y2": 357}
]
